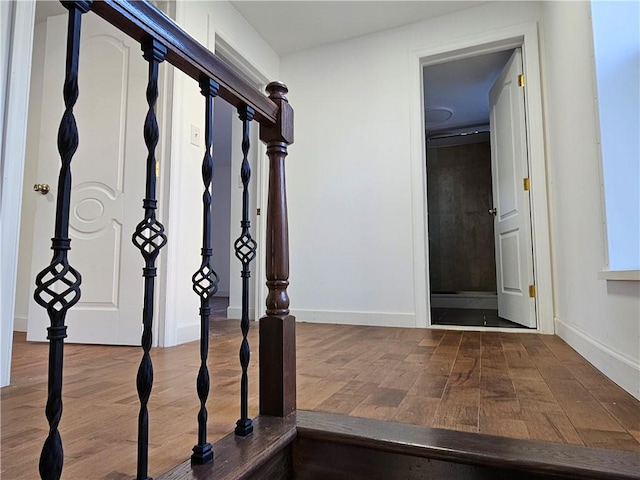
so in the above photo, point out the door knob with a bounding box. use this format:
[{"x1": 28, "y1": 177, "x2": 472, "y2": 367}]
[
  {"x1": 34, "y1": 183, "x2": 50, "y2": 195},
  {"x1": 488, "y1": 207, "x2": 497, "y2": 216}
]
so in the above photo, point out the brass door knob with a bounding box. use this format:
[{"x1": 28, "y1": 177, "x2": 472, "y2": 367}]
[
  {"x1": 34, "y1": 183, "x2": 50, "y2": 195},
  {"x1": 488, "y1": 207, "x2": 497, "y2": 216}
]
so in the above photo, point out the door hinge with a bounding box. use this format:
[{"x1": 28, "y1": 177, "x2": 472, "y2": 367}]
[
  {"x1": 518, "y1": 74, "x2": 525, "y2": 87},
  {"x1": 529, "y1": 284, "x2": 536, "y2": 298},
  {"x1": 155, "y1": 160, "x2": 159, "y2": 178},
  {"x1": 257, "y1": 208, "x2": 261, "y2": 216},
  {"x1": 523, "y1": 177, "x2": 530, "y2": 191}
]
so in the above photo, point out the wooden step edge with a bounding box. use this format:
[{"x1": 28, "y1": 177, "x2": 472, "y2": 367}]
[
  {"x1": 157, "y1": 414, "x2": 297, "y2": 480},
  {"x1": 295, "y1": 410, "x2": 640, "y2": 480}
]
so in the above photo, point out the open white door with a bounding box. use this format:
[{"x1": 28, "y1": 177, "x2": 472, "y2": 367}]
[
  {"x1": 27, "y1": 13, "x2": 149, "y2": 345},
  {"x1": 489, "y1": 48, "x2": 536, "y2": 328}
]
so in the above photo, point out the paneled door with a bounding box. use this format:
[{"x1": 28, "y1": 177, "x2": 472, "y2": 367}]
[
  {"x1": 489, "y1": 48, "x2": 536, "y2": 328},
  {"x1": 27, "y1": 12, "x2": 150, "y2": 345}
]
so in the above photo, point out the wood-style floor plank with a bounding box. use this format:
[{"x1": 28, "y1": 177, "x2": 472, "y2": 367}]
[{"x1": 2, "y1": 321, "x2": 639, "y2": 479}]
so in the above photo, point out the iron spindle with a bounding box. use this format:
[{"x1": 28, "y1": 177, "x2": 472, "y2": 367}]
[
  {"x1": 234, "y1": 105, "x2": 257, "y2": 436},
  {"x1": 190, "y1": 77, "x2": 221, "y2": 464},
  {"x1": 33, "y1": 3, "x2": 92, "y2": 479},
  {"x1": 131, "y1": 38, "x2": 168, "y2": 480}
]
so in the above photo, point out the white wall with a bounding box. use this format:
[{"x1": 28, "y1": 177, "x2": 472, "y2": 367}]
[
  {"x1": 280, "y1": 2, "x2": 544, "y2": 328},
  {"x1": 278, "y1": 0, "x2": 639, "y2": 398},
  {"x1": 14, "y1": 20, "x2": 46, "y2": 332},
  {"x1": 164, "y1": 0, "x2": 279, "y2": 344},
  {"x1": 542, "y1": 1, "x2": 640, "y2": 398}
]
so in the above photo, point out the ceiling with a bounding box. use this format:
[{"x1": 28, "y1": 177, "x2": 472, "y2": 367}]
[
  {"x1": 423, "y1": 49, "x2": 514, "y2": 137},
  {"x1": 228, "y1": 1, "x2": 507, "y2": 134},
  {"x1": 229, "y1": 1, "x2": 485, "y2": 56},
  {"x1": 34, "y1": 1, "x2": 506, "y2": 136}
]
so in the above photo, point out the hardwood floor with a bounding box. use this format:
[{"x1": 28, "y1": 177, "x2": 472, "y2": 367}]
[{"x1": 2, "y1": 321, "x2": 639, "y2": 479}]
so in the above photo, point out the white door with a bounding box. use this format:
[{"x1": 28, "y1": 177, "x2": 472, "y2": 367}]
[
  {"x1": 489, "y1": 48, "x2": 536, "y2": 328},
  {"x1": 27, "y1": 13, "x2": 149, "y2": 345}
]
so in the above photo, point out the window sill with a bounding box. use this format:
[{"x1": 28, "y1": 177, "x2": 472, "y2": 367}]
[{"x1": 598, "y1": 270, "x2": 640, "y2": 281}]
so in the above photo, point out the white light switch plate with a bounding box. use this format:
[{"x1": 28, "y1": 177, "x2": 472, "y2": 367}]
[{"x1": 190, "y1": 124, "x2": 201, "y2": 147}]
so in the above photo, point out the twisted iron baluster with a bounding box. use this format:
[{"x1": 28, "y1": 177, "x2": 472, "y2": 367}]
[
  {"x1": 131, "y1": 38, "x2": 167, "y2": 480},
  {"x1": 33, "y1": 3, "x2": 91, "y2": 479},
  {"x1": 190, "y1": 78, "x2": 220, "y2": 464},
  {"x1": 234, "y1": 105, "x2": 257, "y2": 436}
]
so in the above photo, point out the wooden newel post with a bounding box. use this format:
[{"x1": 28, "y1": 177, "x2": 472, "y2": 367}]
[{"x1": 259, "y1": 81, "x2": 296, "y2": 417}]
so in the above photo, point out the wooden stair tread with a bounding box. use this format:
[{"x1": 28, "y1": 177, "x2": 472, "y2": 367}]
[
  {"x1": 157, "y1": 415, "x2": 296, "y2": 480},
  {"x1": 295, "y1": 410, "x2": 640, "y2": 480}
]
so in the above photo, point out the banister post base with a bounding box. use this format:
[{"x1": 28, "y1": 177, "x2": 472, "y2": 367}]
[
  {"x1": 259, "y1": 315, "x2": 296, "y2": 417},
  {"x1": 191, "y1": 443, "x2": 213, "y2": 465},
  {"x1": 235, "y1": 418, "x2": 254, "y2": 437}
]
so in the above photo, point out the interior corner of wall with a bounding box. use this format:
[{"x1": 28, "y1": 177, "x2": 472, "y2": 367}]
[{"x1": 555, "y1": 316, "x2": 640, "y2": 399}]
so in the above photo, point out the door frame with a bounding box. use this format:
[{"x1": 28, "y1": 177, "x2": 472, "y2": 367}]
[
  {"x1": 1, "y1": 0, "x2": 36, "y2": 387},
  {"x1": 408, "y1": 22, "x2": 553, "y2": 334},
  {"x1": 211, "y1": 27, "x2": 270, "y2": 323}
]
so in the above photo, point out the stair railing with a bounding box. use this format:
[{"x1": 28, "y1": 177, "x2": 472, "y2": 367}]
[{"x1": 32, "y1": 1, "x2": 295, "y2": 479}]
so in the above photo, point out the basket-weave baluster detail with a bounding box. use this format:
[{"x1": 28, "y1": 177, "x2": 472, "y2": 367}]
[
  {"x1": 34, "y1": 3, "x2": 92, "y2": 479},
  {"x1": 234, "y1": 105, "x2": 256, "y2": 437},
  {"x1": 131, "y1": 38, "x2": 167, "y2": 480}
]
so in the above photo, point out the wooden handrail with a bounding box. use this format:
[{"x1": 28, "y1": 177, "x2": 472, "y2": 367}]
[{"x1": 90, "y1": 0, "x2": 279, "y2": 125}]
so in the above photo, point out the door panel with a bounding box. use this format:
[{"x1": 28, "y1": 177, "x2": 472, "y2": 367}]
[
  {"x1": 27, "y1": 13, "x2": 147, "y2": 345},
  {"x1": 489, "y1": 48, "x2": 536, "y2": 328}
]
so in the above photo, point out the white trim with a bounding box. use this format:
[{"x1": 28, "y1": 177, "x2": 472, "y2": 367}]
[
  {"x1": 555, "y1": 316, "x2": 640, "y2": 400},
  {"x1": 408, "y1": 21, "x2": 554, "y2": 335},
  {"x1": 408, "y1": 48, "x2": 430, "y2": 329},
  {"x1": 597, "y1": 270, "x2": 640, "y2": 282},
  {"x1": 586, "y1": 5, "x2": 612, "y2": 272},
  {"x1": 161, "y1": 0, "x2": 186, "y2": 348},
  {"x1": 1, "y1": 0, "x2": 36, "y2": 387},
  {"x1": 176, "y1": 322, "x2": 199, "y2": 345},
  {"x1": 293, "y1": 309, "x2": 416, "y2": 328},
  {"x1": 227, "y1": 307, "x2": 255, "y2": 321},
  {"x1": 430, "y1": 293, "x2": 498, "y2": 310},
  {"x1": 13, "y1": 315, "x2": 27, "y2": 332},
  {"x1": 429, "y1": 325, "x2": 538, "y2": 334},
  {"x1": 153, "y1": 3, "x2": 176, "y2": 348},
  {"x1": 212, "y1": 23, "x2": 271, "y2": 323}
]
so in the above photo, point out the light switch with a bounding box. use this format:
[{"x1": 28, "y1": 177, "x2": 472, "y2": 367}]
[{"x1": 190, "y1": 125, "x2": 201, "y2": 147}]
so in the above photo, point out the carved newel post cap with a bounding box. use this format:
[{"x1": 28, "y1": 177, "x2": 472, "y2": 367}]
[
  {"x1": 261, "y1": 81, "x2": 294, "y2": 144},
  {"x1": 266, "y1": 81, "x2": 289, "y2": 102}
]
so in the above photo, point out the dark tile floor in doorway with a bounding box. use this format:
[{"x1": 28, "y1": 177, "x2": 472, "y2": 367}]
[{"x1": 431, "y1": 308, "x2": 525, "y2": 328}]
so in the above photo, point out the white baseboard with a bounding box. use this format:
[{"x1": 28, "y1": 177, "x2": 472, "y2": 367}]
[
  {"x1": 555, "y1": 317, "x2": 640, "y2": 400},
  {"x1": 13, "y1": 314, "x2": 27, "y2": 332},
  {"x1": 227, "y1": 307, "x2": 255, "y2": 321},
  {"x1": 430, "y1": 293, "x2": 497, "y2": 310},
  {"x1": 176, "y1": 323, "x2": 200, "y2": 345},
  {"x1": 291, "y1": 309, "x2": 416, "y2": 328}
]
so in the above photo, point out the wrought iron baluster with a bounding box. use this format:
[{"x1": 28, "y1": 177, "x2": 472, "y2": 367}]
[
  {"x1": 33, "y1": 3, "x2": 91, "y2": 479},
  {"x1": 131, "y1": 38, "x2": 167, "y2": 480},
  {"x1": 190, "y1": 78, "x2": 220, "y2": 464},
  {"x1": 234, "y1": 105, "x2": 257, "y2": 436}
]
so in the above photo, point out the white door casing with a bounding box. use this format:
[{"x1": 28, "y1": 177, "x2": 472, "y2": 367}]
[
  {"x1": 489, "y1": 48, "x2": 536, "y2": 328},
  {"x1": 27, "y1": 13, "x2": 148, "y2": 345}
]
